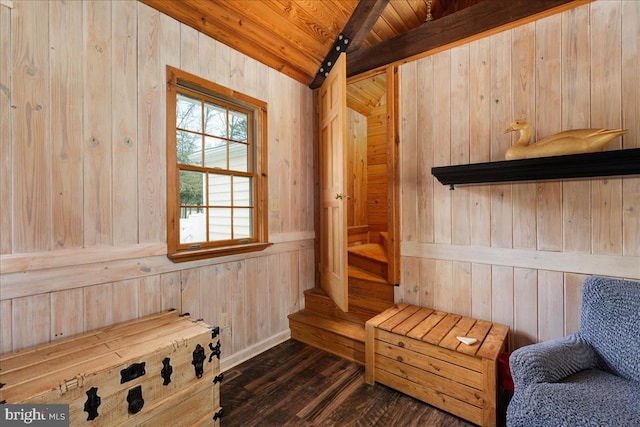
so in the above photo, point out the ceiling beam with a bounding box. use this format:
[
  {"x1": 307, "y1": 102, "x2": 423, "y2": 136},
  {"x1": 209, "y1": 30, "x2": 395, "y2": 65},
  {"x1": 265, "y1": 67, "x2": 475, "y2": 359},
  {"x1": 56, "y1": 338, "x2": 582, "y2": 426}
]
[
  {"x1": 310, "y1": 0, "x2": 389, "y2": 89},
  {"x1": 346, "y1": 0, "x2": 583, "y2": 78},
  {"x1": 344, "y1": 0, "x2": 390, "y2": 52}
]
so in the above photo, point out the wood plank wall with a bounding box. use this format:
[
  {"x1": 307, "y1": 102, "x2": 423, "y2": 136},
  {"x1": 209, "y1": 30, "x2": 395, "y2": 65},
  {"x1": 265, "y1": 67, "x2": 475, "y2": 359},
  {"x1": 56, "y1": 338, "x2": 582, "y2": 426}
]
[
  {"x1": 399, "y1": 0, "x2": 640, "y2": 350},
  {"x1": 346, "y1": 108, "x2": 368, "y2": 227},
  {"x1": 367, "y1": 102, "x2": 388, "y2": 241},
  {"x1": 346, "y1": 100, "x2": 388, "y2": 240},
  {"x1": 0, "y1": 0, "x2": 315, "y2": 369}
]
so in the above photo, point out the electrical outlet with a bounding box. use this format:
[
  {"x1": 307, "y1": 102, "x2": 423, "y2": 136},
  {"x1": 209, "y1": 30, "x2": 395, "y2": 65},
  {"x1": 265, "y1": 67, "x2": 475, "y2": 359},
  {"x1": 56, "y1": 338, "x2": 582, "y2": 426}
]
[
  {"x1": 270, "y1": 198, "x2": 280, "y2": 212},
  {"x1": 219, "y1": 312, "x2": 229, "y2": 329}
]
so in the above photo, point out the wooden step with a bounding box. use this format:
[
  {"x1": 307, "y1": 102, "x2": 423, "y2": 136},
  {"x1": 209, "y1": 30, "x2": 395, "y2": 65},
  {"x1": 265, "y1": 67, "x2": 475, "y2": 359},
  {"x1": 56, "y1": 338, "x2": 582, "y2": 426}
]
[
  {"x1": 378, "y1": 231, "x2": 389, "y2": 249},
  {"x1": 303, "y1": 288, "x2": 372, "y2": 324},
  {"x1": 288, "y1": 309, "x2": 365, "y2": 365},
  {"x1": 348, "y1": 243, "x2": 388, "y2": 278},
  {"x1": 348, "y1": 266, "x2": 394, "y2": 302}
]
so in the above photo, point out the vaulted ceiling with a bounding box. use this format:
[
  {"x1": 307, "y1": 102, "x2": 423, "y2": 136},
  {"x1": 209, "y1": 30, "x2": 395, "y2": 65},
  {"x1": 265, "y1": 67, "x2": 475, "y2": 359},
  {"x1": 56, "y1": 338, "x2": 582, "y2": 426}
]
[{"x1": 140, "y1": 0, "x2": 582, "y2": 89}]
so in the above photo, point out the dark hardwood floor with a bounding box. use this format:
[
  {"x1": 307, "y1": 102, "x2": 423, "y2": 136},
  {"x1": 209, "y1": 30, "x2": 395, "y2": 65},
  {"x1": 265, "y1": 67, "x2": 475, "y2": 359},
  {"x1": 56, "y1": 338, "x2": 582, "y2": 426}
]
[{"x1": 220, "y1": 339, "x2": 475, "y2": 427}]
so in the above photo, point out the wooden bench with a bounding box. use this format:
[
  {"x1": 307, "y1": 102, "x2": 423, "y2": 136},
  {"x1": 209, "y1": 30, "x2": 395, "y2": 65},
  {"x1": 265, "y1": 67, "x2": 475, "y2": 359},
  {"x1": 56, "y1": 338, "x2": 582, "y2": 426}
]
[{"x1": 365, "y1": 303, "x2": 509, "y2": 427}]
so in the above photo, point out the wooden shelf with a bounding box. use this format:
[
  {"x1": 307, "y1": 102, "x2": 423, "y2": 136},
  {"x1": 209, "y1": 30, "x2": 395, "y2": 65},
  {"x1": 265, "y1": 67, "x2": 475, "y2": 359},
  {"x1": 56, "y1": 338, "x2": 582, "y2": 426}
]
[{"x1": 431, "y1": 148, "x2": 640, "y2": 189}]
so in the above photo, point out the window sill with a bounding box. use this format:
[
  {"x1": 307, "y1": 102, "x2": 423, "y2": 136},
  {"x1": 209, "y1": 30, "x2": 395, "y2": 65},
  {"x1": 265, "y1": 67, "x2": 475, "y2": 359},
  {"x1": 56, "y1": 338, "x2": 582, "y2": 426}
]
[{"x1": 167, "y1": 242, "x2": 273, "y2": 263}]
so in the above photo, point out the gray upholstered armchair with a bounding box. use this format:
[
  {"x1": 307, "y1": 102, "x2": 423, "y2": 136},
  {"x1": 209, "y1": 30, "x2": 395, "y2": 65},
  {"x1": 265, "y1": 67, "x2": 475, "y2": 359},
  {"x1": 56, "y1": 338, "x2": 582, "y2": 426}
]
[{"x1": 506, "y1": 276, "x2": 640, "y2": 427}]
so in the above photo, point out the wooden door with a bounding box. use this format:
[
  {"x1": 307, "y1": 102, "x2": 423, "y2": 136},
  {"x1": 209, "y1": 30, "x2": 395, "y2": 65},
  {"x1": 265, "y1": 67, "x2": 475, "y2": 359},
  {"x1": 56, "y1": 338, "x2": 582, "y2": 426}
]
[{"x1": 319, "y1": 53, "x2": 348, "y2": 311}]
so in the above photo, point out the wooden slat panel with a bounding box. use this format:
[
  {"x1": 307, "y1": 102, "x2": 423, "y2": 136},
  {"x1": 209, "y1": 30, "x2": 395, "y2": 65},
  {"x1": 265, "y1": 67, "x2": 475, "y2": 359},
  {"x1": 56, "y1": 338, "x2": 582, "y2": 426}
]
[
  {"x1": 538, "y1": 270, "x2": 564, "y2": 341},
  {"x1": 12, "y1": 0, "x2": 50, "y2": 253},
  {"x1": 378, "y1": 304, "x2": 420, "y2": 331},
  {"x1": 450, "y1": 45, "x2": 471, "y2": 247},
  {"x1": 376, "y1": 355, "x2": 485, "y2": 406},
  {"x1": 471, "y1": 263, "x2": 492, "y2": 321},
  {"x1": 423, "y1": 312, "x2": 461, "y2": 345},
  {"x1": 12, "y1": 294, "x2": 50, "y2": 351},
  {"x1": 433, "y1": 51, "x2": 452, "y2": 245},
  {"x1": 50, "y1": 288, "x2": 84, "y2": 341},
  {"x1": 513, "y1": 267, "x2": 537, "y2": 349},
  {"x1": 456, "y1": 319, "x2": 492, "y2": 357},
  {"x1": 137, "y1": 2, "x2": 164, "y2": 243},
  {"x1": 161, "y1": 271, "x2": 181, "y2": 312},
  {"x1": 476, "y1": 323, "x2": 508, "y2": 360},
  {"x1": 392, "y1": 307, "x2": 434, "y2": 336},
  {"x1": 376, "y1": 328, "x2": 484, "y2": 371},
  {"x1": 83, "y1": 0, "x2": 113, "y2": 246},
  {"x1": 112, "y1": 0, "x2": 138, "y2": 246},
  {"x1": 112, "y1": 278, "x2": 139, "y2": 324},
  {"x1": 564, "y1": 272, "x2": 586, "y2": 336},
  {"x1": 50, "y1": 0, "x2": 83, "y2": 250},
  {"x1": 0, "y1": 2, "x2": 11, "y2": 255},
  {"x1": 510, "y1": 22, "x2": 536, "y2": 250},
  {"x1": 416, "y1": 56, "x2": 434, "y2": 243},
  {"x1": 591, "y1": 1, "x2": 623, "y2": 256},
  {"x1": 439, "y1": 316, "x2": 477, "y2": 351},
  {"x1": 621, "y1": 0, "x2": 640, "y2": 257},
  {"x1": 491, "y1": 265, "x2": 513, "y2": 330},
  {"x1": 0, "y1": 299, "x2": 11, "y2": 354},
  {"x1": 375, "y1": 341, "x2": 483, "y2": 390},
  {"x1": 489, "y1": 31, "x2": 512, "y2": 250},
  {"x1": 373, "y1": 368, "x2": 483, "y2": 426},
  {"x1": 468, "y1": 37, "x2": 491, "y2": 248},
  {"x1": 561, "y1": 6, "x2": 591, "y2": 253}
]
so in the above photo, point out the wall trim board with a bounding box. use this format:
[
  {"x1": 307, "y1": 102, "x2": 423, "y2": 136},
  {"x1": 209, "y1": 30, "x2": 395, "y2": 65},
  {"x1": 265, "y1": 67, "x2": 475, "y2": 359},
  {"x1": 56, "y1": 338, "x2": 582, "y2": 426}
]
[
  {"x1": 268, "y1": 231, "x2": 315, "y2": 244},
  {"x1": 0, "y1": 232, "x2": 315, "y2": 275},
  {"x1": 402, "y1": 242, "x2": 640, "y2": 280},
  {"x1": 0, "y1": 239, "x2": 314, "y2": 300},
  {"x1": 0, "y1": 243, "x2": 168, "y2": 275},
  {"x1": 220, "y1": 330, "x2": 291, "y2": 372}
]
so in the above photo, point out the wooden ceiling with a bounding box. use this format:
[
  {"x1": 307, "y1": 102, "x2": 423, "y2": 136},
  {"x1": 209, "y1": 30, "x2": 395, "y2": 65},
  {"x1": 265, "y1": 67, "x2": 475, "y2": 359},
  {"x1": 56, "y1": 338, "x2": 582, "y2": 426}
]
[{"x1": 140, "y1": 0, "x2": 582, "y2": 89}]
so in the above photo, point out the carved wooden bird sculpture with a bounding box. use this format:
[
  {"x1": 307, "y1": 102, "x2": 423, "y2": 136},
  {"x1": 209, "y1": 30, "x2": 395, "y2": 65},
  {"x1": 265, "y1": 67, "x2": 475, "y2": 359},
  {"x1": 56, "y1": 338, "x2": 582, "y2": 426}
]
[{"x1": 503, "y1": 119, "x2": 627, "y2": 160}]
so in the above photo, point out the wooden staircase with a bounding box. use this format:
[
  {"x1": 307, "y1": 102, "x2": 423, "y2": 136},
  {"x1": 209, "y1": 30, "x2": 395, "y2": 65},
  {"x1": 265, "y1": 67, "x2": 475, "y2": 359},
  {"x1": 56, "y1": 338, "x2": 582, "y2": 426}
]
[{"x1": 288, "y1": 233, "x2": 394, "y2": 365}]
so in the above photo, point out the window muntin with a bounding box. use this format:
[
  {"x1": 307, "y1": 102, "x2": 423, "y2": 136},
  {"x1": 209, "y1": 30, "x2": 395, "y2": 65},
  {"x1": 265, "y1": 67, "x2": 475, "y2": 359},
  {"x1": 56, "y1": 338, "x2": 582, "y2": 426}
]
[
  {"x1": 176, "y1": 89, "x2": 255, "y2": 247},
  {"x1": 167, "y1": 66, "x2": 270, "y2": 262}
]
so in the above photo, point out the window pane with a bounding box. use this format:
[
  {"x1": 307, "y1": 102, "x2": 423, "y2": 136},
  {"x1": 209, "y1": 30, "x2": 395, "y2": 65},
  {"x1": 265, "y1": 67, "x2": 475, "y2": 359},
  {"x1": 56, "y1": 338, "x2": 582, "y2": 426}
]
[
  {"x1": 208, "y1": 173, "x2": 231, "y2": 206},
  {"x1": 176, "y1": 94, "x2": 202, "y2": 132},
  {"x1": 204, "y1": 136, "x2": 227, "y2": 169},
  {"x1": 180, "y1": 170, "x2": 204, "y2": 207},
  {"x1": 179, "y1": 170, "x2": 205, "y2": 244},
  {"x1": 177, "y1": 131, "x2": 202, "y2": 166},
  {"x1": 229, "y1": 142, "x2": 249, "y2": 172},
  {"x1": 204, "y1": 102, "x2": 227, "y2": 138},
  {"x1": 209, "y1": 208, "x2": 231, "y2": 240},
  {"x1": 229, "y1": 110, "x2": 248, "y2": 142},
  {"x1": 233, "y1": 208, "x2": 253, "y2": 238},
  {"x1": 233, "y1": 176, "x2": 251, "y2": 207}
]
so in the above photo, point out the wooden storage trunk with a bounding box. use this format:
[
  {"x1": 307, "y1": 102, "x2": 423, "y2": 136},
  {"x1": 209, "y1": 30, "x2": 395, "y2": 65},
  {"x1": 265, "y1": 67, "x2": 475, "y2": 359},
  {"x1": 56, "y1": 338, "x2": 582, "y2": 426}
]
[
  {"x1": 0, "y1": 310, "x2": 222, "y2": 426},
  {"x1": 365, "y1": 303, "x2": 509, "y2": 427}
]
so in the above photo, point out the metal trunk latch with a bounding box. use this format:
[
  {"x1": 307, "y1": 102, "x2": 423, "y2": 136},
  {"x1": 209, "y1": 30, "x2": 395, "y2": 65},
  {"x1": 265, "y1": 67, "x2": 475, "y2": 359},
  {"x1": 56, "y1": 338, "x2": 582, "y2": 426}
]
[
  {"x1": 120, "y1": 362, "x2": 146, "y2": 384},
  {"x1": 192, "y1": 344, "x2": 206, "y2": 378},
  {"x1": 127, "y1": 385, "x2": 144, "y2": 414},
  {"x1": 83, "y1": 387, "x2": 101, "y2": 421},
  {"x1": 161, "y1": 357, "x2": 173, "y2": 385}
]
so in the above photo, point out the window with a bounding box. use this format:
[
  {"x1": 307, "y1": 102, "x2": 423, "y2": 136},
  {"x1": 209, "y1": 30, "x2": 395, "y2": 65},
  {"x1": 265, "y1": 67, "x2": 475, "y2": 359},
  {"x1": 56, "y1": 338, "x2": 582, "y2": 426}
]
[{"x1": 166, "y1": 66, "x2": 270, "y2": 262}]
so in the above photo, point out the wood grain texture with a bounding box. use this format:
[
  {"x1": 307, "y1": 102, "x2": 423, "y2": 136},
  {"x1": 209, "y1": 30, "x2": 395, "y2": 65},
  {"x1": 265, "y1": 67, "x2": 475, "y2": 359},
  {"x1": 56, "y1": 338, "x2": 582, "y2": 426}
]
[
  {"x1": 112, "y1": 0, "x2": 138, "y2": 246},
  {"x1": 399, "y1": 0, "x2": 639, "y2": 350},
  {"x1": 510, "y1": 22, "x2": 536, "y2": 250},
  {"x1": 590, "y1": 1, "x2": 622, "y2": 256},
  {"x1": 137, "y1": 2, "x2": 164, "y2": 244},
  {"x1": 1, "y1": 0, "x2": 315, "y2": 360},
  {"x1": 621, "y1": 1, "x2": 640, "y2": 257},
  {"x1": 222, "y1": 339, "x2": 475, "y2": 427},
  {"x1": 0, "y1": 3, "x2": 12, "y2": 255},
  {"x1": 50, "y1": 0, "x2": 83, "y2": 250},
  {"x1": 83, "y1": 0, "x2": 113, "y2": 246},
  {"x1": 12, "y1": 0, "x2": 50, "y2": 252}
]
